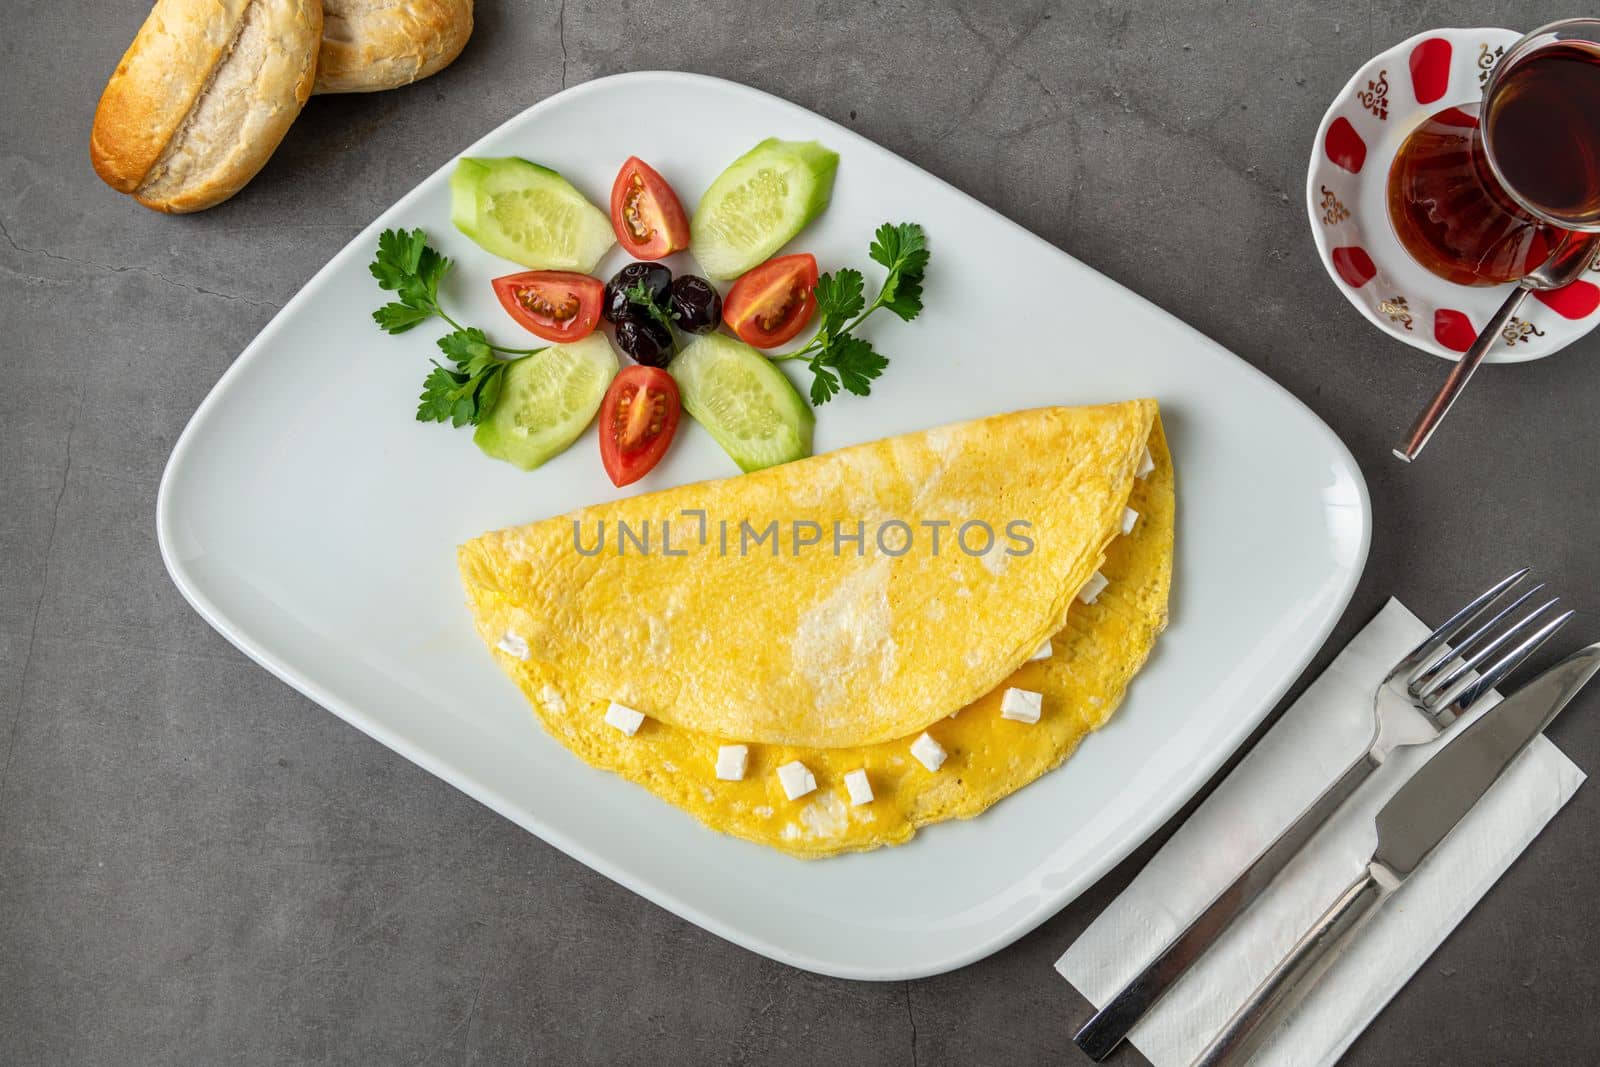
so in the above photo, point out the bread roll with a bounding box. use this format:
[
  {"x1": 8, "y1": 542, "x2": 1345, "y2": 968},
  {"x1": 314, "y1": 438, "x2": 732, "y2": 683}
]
[
  {"x1": 314, "y1": 0, "x2": 473, "y2": 94},
  {"x1": 90, "y1": 0, "x2": 322, "y2": 214}
]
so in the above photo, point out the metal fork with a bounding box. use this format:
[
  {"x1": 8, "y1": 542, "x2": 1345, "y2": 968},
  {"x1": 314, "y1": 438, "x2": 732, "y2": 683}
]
[{"x1": 1072, "y1": 569, "x2": 1574, "y2": 1061}]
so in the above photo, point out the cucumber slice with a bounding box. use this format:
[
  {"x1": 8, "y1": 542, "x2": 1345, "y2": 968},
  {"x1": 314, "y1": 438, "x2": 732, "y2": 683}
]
[
  {"x1": 689, "y1": 139, "x2": 839, "y2": 280},
  {"x1": 669, "y1": 333, "x2": 814, "y2": 472},
  {"x1": 450, "y1": 157, "x2": 615, "y2": 272},
  {"x1": 473, "y1": 334, "x2": 618, "y2": 470}
]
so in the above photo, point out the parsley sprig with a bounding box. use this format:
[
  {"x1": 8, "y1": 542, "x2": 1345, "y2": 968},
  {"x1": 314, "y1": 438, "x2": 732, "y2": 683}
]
[
  {"x1": 369, "y1": 228, "x2": 544, "y2": 427},
  {"x1": 623, "y1": 279, "x2": 680, "y2": 354},
  {"x1": 774, "y1": 222, "x2": 928, "y2": 405}
]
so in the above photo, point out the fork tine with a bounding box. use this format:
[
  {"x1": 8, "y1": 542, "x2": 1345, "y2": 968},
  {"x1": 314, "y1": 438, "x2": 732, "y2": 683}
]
[
  {"x1": 1391, "y1": 567, "x2": 1529, "y2": 681},
  {"x1": 1427, "y1": 608, "x2": 1575, "y2": 715},
  {"x1": 1408, "y1": 582, "x2": 1546, "y2": 691},
  {"x1": 1423, "y1": 597, "x2": 1559, "y2": 698}
]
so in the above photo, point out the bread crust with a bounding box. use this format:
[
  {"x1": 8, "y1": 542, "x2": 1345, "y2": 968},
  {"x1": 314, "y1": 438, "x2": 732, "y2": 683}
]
[
  {"x1": 89, "y1": 0, "x2": 322, "y2": 213},
  {"x1": 314, "y1": 0, "x2": 473, "y2": 94}
]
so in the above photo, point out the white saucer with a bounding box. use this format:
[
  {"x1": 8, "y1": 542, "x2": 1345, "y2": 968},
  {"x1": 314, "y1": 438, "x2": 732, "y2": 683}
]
[{"x1": 1306, "y1": 27, "x2": 1600, "y2": 363}]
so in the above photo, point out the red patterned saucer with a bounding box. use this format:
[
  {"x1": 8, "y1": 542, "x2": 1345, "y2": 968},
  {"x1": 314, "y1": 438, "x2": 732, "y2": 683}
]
[{"x1": 1306, "y1": 27, "x2": 1600, "y2": 363}]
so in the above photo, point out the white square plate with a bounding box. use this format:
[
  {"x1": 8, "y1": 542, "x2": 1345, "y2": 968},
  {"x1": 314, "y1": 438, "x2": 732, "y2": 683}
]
[{"x1": 157, "y1": 72, "x2": 1370, "y2": 980}]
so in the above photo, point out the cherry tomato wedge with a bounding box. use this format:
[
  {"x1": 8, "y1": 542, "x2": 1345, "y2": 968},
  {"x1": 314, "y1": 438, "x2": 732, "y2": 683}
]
[
  {"x1": 609, "y1": 157, "x2": 690, "y2": 260},
  {"x1": 599, "y1": 366, "x2": 681, "y2": 487},
  {"x1": 721, "y1": 253, "x2": 818, "y2": 348},
  {"x1": 492, "y1": 271, "x2": 603, "y2": 343}
]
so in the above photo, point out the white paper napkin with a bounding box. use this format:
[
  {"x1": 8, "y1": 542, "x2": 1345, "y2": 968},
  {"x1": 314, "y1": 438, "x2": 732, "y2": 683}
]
[{"x1": 1056, "y1": 599, "x2": 1585, "y2": 1067}]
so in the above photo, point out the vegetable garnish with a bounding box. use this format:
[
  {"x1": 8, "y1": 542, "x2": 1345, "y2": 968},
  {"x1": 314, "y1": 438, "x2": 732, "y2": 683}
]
[
  {"x1": 723, "y1": 254, "x2": 819, "y2": 349},
  {"x1": 772, "y1": 222, "x2": 929, "y2": 406},
  {"x1": 492, "y1": 270, "x2": 604, "y2": 344},
  {"x1": 609, "y1": 157, "x2": 690, "y2": 260},
  {"x1": 599, "y1": 365, "x2": 682, "y2": 487},
  {"x1": 369, "y1": 228, "x2": 545, "y2": 428},
  {"x1": 625, "y1": 280, "x2": 681, "y2": 342}
]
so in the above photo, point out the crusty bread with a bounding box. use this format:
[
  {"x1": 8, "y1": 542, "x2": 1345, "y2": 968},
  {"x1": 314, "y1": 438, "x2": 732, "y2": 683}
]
[
  {"x1": 313, "y1": 0, "x2": 472, "y2": 94},
  {"x1": 90, "y1": 0, "x2": 322, "y2": 213}
]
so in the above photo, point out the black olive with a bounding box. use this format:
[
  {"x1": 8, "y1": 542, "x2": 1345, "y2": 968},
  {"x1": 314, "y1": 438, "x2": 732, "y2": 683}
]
[
  {"x1": 603, "y1": 262, "x2": 672, "y2": 324},
  {"x1": 668, "y1": 275, "x2": 723, "y2": 334},
  {"x1": 602, "y1": 285, "x2": 634, "y2": 325},
  {"x1": 614, "y1": 317, "x2": 674, "y2": 367}
]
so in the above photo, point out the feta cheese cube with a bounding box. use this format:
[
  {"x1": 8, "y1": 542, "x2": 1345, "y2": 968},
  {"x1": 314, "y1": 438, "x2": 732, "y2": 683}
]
[
  {"x1": 776, "y1": 760, "x2": 817, "y2": 800},
  {"x1": 1028, "y1": 639, "x2": 1053, "y2": 662},
  {"x1": 844, "y1": 768, "x2": 874, "y2": 806},
  {"x1": 603, "y1": 701, "x2": 646, "y2": 736},
  {"x1": 1121, "y1": 506, "x2": 1140, "y2": 534},
  {"x1": 910, "y1": 732, "x2": 947, "y2": 772},
  {"x1": 715, "y1": 744, "x2": 749, "y2": 781},
  {"x1": 1000, "y1": 687, "x2": 1043, "y2": 724},
  {"x1": 1079, "y1": 570, "x2": 1109, "y2": 605},
  {"x1": 1136, "y1": 447, "x2": 1155, "y2": 479},
  {"x1": 496, "y1": 632, "x2": 530, "y2": 660}
]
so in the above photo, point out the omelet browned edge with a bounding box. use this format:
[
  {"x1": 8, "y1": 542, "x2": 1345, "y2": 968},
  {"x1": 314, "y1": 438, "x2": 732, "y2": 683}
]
[{"x1": 468, "y1": 418, "x2": 1174, "y2": 859}]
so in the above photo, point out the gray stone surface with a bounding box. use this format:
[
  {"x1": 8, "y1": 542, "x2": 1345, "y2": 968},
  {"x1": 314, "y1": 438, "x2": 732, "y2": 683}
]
[{"x1": 3, "y1": 0, "x2": 1598, "y2": 1062}]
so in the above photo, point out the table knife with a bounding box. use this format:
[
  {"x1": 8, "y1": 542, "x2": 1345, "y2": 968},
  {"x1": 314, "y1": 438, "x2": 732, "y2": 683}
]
[{"x1": 1190, "y1": 642, "x2": 1600, "y2": 1067}]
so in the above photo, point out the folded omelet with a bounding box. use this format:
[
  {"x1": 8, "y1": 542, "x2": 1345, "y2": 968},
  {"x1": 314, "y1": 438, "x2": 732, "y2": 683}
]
[{"x1": 460, "y1": 401, "x2": 1173, "y2": 857}]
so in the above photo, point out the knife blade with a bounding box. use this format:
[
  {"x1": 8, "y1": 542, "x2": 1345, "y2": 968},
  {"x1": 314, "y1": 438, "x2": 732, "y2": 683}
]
[
  {"x1": 1374, "y1": 641, "x2": 1600, "y2": 877},
  {"x1": 1190, "y1": 643, "x2": 1600, "y2": 1067}
]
